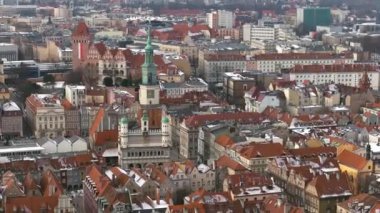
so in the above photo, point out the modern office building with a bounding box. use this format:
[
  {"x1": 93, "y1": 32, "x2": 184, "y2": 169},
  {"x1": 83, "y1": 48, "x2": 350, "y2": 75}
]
[{"x1": 297, "y1": 7, "x2": 332, "y2": 33}]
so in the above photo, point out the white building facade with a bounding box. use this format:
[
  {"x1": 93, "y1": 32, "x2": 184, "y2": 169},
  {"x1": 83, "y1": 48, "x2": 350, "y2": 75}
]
[
  {"x1": 65, "y1": 85, "x2": 86, "y2": 107},
  {"x1": 203, "y1": 55, "x2": 246, "y2": 83},
  {"x1": 288, "y1": 64, "x2": 380, "y2": 90},
  {"x1": 25, "y1": 94, "x2": 66, "y2": 138}
]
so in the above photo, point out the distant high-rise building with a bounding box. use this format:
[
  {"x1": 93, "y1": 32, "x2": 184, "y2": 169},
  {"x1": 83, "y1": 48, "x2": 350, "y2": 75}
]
[
  {"x1": 207, "y1": 10, "x2": 235, "y2": 29},
  {"x1": 377, "y1": 12, "x2": 380, "y2": 24},
  {"x1": 297, "y1": 7, "x2": 332, "y2": 33}
]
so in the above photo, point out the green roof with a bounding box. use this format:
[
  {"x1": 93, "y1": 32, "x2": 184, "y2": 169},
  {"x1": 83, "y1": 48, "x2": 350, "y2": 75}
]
[
  {"x1": 120, "y1": 117, "x2": 128, "y2": 125},
  {"x1": 142, "y1": 112, "x2": 149, "y2": 121},
  {"x1": 162, "y1": 116, "x2": 169, "y2": 123}
]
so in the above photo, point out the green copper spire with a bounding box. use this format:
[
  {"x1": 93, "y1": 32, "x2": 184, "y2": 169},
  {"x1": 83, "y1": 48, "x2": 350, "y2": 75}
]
[{"x1": 141, "y1": 20, "x2": 157, "y2": 85}]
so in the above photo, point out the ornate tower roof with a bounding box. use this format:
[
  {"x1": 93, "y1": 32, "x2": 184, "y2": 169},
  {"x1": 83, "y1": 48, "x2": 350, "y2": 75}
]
[
  {"x1": 141, "y1": 21, "x2": 157, "y2": 86},
  {"x1": 120, "y1": 117, "x2": 128, "y2": 125},
  {"x1": 72, "y1": 21, "x2": 90, "y2": 37}
]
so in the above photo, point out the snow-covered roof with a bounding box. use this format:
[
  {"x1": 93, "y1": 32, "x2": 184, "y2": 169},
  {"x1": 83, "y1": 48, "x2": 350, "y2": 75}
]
[
  {"x1": 102, "y1": 148, "x2": 118, "y2": 157},
  {"x1": 2, "y1": 101, "x2": 20, "y2": 111},
  {"x1": 197, "y1": 164, "x2": 210, "y2": 173}
]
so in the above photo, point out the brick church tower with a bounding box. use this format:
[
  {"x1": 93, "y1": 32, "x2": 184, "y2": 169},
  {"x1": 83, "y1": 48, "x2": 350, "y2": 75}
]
[{"x1": 72, "y1": 21, "x2": 91, "y2": 71}]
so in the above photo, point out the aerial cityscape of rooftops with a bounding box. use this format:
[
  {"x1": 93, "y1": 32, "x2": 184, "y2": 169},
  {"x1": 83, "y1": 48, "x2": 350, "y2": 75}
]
[{"x1": 0, "y1": 0, "x2": 380, "y2": 212}]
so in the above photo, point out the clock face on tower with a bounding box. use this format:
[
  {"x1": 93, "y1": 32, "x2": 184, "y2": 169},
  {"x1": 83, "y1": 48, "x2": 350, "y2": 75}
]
[{"x1": 147, "y1": 90, "x2": 155, "y2": 98}]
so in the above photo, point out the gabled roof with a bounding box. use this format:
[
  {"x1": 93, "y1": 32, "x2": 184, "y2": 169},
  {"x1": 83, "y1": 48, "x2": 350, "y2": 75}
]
[
  {"x1": 72, "y1": 21, "x2": 90, "y2": 37},
  {"x1": 288, "y1": 147, "x2": 336, "y2": 158},
  {"x1": 338, "y1": 150, "x2": 370, "y2": 171},
  {"x1": 215, "y1": 155, "x2": 246, "y2": 172},
  {"x1": 5, "y1": 196, "x2": 59, "y2": 213},
  {"x1": 94, "y1": 129, "x2": 118, "y2": 146},
  {"x1": 307, "y1": 172, "x2": 351, "y2": 198},
  {"x1": 236, "y1": 143, "x2": 286, "y2": 159},
  {"x1": 260, "y1": 196, "x2": 304, "y2": 213},
  {"x1": 23, "y1": 172, "x2": 39, "y2": 194},
  {"x1": 337, "y1": 193, "x2": 379, "y2": 210},
  {"x1": 226, "y1": 173, "x2": 272, "y2": 194},
  {"x1": 40, "y1": 170, "x2": 64, "y2": 197},
  {"x1": 184, "y1": 112, "x2": 262, "y2": 128},
  {"x1": 215, "y1": 135, "x2": 235, "y2": 147},
  {"x1": 89, "y1": 107, "x2": 105, "y2": 137}
]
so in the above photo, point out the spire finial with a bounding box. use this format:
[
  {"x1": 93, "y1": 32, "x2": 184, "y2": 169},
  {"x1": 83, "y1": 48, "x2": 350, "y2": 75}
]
[{"x1": 147, "y1": 19, "x2": 152, "y2": 45}]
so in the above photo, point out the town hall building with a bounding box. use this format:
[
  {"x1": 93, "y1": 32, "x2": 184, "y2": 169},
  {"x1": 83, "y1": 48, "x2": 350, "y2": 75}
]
[{"x1": 118, "y1": 26, "x2": 172, "y2": 169}]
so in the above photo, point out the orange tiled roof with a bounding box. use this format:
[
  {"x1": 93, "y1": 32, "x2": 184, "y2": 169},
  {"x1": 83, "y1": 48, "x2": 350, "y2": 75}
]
[
  {"x1": 338, "y1": 150, "x2": 370, "y2": 171},
  {"x1": 168, "y1": 203, "x2": 206, "y2": 213},
  {"x1": 61, "y1": 98, "x2": 74, "y2": 110},
  {"x1": 94, "y1": 129, "x2": 118, "y2": 146},
  {"x1": 288, "y1": 146, "x2": 336, "y2": 158},
  {"x1": 237, "y1": 143, "x2": 286, "y2": 159},
  {"x1": 6, "y1": 196, "x2": 59, "y2": 213},
  {"x1": 226, "y1": 173, "x2": 272, "y2": 194},
  {"x1": 337, "y1": 193, "x2": 379, "y2": 210},
  {"x1": 309, "y1": 172, "x2": 352, "y2": 198},
  {"x1": 89, "y1": 107, "x2": 105, "y2": 137},
  {"x1": 23, "y1": 172, "x2": 38, "y2": 194},
  {"x1": 40, "y1": 170, "x2": 64, "y2": 197},
  {"x1": 261, "y1": 196, "x2": 304, "y2": 213},
  {"x1": 215, "y1": 155, "x2": 246, "y2": 171},
  {"x1": 184, "y1": 112, "x2": 262, "y2": 128},
  {"x1": 215, "y1": 135, "x2": 235, "y2": 147},
  {"x1": 290, "y1": 64, "x2": 376, "y2": 73}
]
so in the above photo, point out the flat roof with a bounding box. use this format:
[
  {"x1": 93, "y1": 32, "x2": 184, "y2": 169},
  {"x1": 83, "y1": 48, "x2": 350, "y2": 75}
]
[{"x1": 0, "y1": 146, "x2": 44, "y2": 154}]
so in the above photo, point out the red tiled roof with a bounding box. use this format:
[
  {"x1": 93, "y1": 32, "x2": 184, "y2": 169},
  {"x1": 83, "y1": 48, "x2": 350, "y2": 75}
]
[
  {"x1": 290, "y1": 64, "x2": 377, "y2": 73},
  {"x1": 338, "y1": 150, "x2": 370, "y2": 171},
  {"x1": 215, "y1": 155, "x2": 246, "y2": 171},
  {"x1": 23, "y1": 172, "x2": 38, "y2": 194},
  {"x1": 94, "y1": 42, "x2": 107, "y2": 56},
  {"x1": 204, "y1": 54, "x2": 246, "y2": 61},
  {"x1": 337, "y1": 193, "x2": 379, "y2": 210},
  {"x1": 168, "y1": 203, "x2": 206, "y2": 213},
  {"x1": 40, "y1": 170, "x2": 64, "y2": 197},
  {"x1": 61, "y1": 98, "x2": 74, "y2": 110},
  {"x1": 226, "y1": 173, "x2": 272, "y2": 194},
  {"x1": 89, "y1": 107, "x2": 105, "y2": 137},
  {"x1": 260, "y1": 196, "x2": 304, "y2": 213},
  {"x1": 6, "y1": 196, "x2": 59, "y2": 213},
  {"x1": 94, "y1": 129, "x2": 118, "y2": 146},
  {"x1": 237, "y1": 143, "x2": 286, "y2": 158},
  {"x1": 72, "y1": 21, "x2": 90, "y2": 37},
  {"x1": 288, "y1": 147, "x2": 337, "y2": 158},
  {"x1": 184, "y1": 112, "x2": 262, "y2": 128},
  {"x1": 215, "y1": 135, "x2": 235, "y2": 147},
  {"x1": 307, "y1": 172, "x2": 351, "y2": 198},
  {"x1": 255, "y1": 52, "x2": 353, "y2": 61}
]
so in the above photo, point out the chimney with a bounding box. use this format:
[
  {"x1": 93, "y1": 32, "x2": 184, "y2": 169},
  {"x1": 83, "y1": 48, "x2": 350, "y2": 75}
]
[{"x1": 156, "y1": 186, "x2": 160, "y2": 205}]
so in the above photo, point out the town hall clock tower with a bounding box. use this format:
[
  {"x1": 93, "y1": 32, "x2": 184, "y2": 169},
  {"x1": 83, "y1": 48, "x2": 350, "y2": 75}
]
[{"x1": 139, "y1": 25, "x2": 160, "y2": 107}]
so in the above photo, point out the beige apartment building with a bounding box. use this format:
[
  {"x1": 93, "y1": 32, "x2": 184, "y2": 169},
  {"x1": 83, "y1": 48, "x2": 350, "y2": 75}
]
[{"x1": 25, "y1": 94, "x2": 65, "y2": 138}]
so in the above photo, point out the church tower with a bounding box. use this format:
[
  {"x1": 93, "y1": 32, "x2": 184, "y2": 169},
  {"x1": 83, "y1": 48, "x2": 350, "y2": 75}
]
[
  {"x1": 72, "y1": 21, "x2": 91, "y2": 71},
  {"x1": 139, "y1": 23, "x2": 160, "y2": 106}
]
